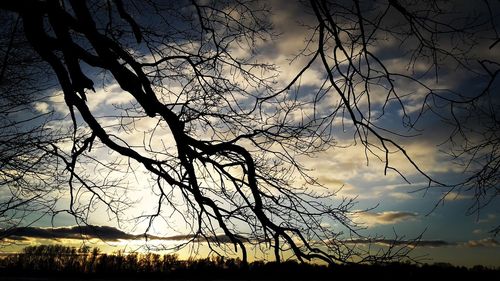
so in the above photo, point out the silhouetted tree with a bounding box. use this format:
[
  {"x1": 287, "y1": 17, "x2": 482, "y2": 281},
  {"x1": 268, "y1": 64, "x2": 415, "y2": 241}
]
[
  {"x1": 304, "y1": 0, "x2": 499, "y2": 233},
  {"x1": 0, "y1": 0, "x2": 498, "y2": 265},
  {"x1": 0, "y1": 9, "x2": 70, "y2": 241}
]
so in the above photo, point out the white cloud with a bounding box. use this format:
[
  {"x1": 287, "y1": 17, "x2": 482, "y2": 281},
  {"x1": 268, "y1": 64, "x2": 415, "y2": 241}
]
[
  {"x1": 442, "y1": 191, "x2": 472, "y2": 202},
  {"x1": 472, "y1": 229, "x2": 482, "y2": 235},
  {"x1": 48, "y1": 92, "x2": 69, "y2": 115},
  {"x1": 33, "y1": 102, "x2": 50, "y2": 114},
  {"x1": 478, "y1": 214, "x2": 497, "y2": 224},
  {"x1": 462, "y1": 238, "x2": 500, "y2": 248},
  {"x1": 388, "y1": 192, "x2": 414, "y2": 200},
  {"x1": 103, "y1": 85, "x2": 135, "y2": 106}
]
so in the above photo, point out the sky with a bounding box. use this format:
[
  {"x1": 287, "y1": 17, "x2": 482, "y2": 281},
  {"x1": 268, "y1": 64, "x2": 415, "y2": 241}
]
[{"x1": 1, "y1": 0, "x2": 500, "y2": 267}]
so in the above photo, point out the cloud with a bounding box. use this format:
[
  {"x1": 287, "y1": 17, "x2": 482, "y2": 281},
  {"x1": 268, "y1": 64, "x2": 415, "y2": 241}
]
[
  {"x1": 3, "y1": 226, "x2": 497, "y2": 252},
  {"x1": 477, "y1": 214, "x2": 497, "y2": 224},
  {"x1": 353, "y1": 211, "x2": 419, "y2": 227},
  {"x1": 33, "y1": 102, "x2": 50, "y2": 114},
  {"x1": 152, "y1": 233, "x2": 250, "y2": 244},
  {"x1": 462, "y1": 238, "x2": 499, "y2": 248},
  {"x1": 0, "y1": 225, "x2": 248, "y2": 244},
  {"x1": 340, "y1": 237, "x2": 500, "y2": 248},
  {"x1": 343, "y1": 239, "x2": 453, "y2": 248},
  {"x1": 442, "y1": 191, "x2": 472, "y2": 202},
  {"x1": 387, "y1": 192, "x2": 414, "y2": 200},
  {"x1": 0, "y1": 225, "x2": 136, "y2": 242}
]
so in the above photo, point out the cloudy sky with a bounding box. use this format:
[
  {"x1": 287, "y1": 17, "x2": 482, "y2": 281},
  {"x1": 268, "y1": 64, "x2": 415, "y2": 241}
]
[{"x1": 1, "y1": 0, "x2": 499, "y2": 267}]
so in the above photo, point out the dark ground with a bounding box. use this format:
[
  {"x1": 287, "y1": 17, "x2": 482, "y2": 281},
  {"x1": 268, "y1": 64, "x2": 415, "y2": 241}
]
[{"x1": 1, "y1": 262, "x2": 499, "y2": 281}]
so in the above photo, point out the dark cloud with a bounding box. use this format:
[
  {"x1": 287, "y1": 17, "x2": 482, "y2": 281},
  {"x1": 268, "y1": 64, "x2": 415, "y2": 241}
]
[
  {"x1": 3, "y1": 226, "x2": 497, "y2": 250},
  {"x1": 0, "y1": 225, "x2": 247, "y2": 244},
  {"x1": 374, "y1": 212, "x2": 419, "y2": 222},
  {"x1": 344, "y1": 239, "x2": 454, "y2": 248},
  {"x1": 163, "y1": 234, "x2": 250, "y2": 244},
  {"x1": 343, "y1": 238, "x2": 500, "y2": 248},
  {"x1": 0, "y1": 225, "x2": 136, "y2": 241},
  {"x1": 354, "y1": 211, "x2": 419, "y2": 227}
]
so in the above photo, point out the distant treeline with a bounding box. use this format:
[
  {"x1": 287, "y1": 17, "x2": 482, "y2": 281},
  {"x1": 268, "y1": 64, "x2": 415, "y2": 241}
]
[{"x1": 0, "y1": 244, "x2": 499, "y2": 280}]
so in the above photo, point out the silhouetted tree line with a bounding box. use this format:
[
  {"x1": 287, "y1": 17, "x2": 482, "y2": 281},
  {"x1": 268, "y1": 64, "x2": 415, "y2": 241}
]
[{"x1": 0, "y1": 245, "x2": 499, "y2": 280}]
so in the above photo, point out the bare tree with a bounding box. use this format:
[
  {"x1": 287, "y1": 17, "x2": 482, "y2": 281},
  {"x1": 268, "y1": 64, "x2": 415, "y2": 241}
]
[
  {"x1": 300, "y1": 0, "x2": 499, "y2": 231},
  {"x1": 0, "y1": 0, "x2": 498, "y2": 264},
  {"x1": 0, "y1": 9, "x2": 70, "y2": 240},
  {"x1": 444, "y1": 77, "x2": 500, "y2": 235},
  {"x1": 0, "y1": 0, "x2": 371, "y2": 263}
]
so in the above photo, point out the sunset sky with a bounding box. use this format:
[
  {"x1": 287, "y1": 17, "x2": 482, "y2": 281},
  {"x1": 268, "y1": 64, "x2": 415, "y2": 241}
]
[{"x1": 1, "y1": 0, "x2": 499, "y2": 267}]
